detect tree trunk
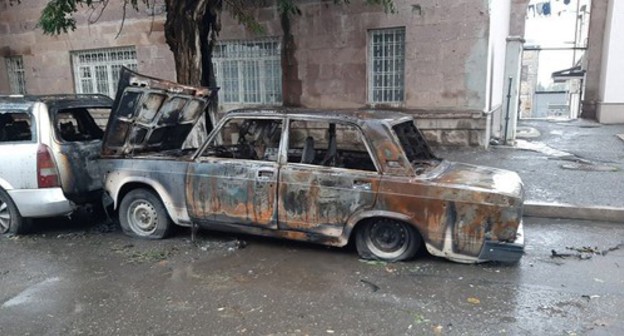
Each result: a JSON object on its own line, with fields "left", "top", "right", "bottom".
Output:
{"left": 163, "top": 0, "right": 219, "bottom": 87}
{"left": 163, "top": 0, "right": 221, "bottom": 145}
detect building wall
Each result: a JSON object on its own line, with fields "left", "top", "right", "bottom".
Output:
{"left": 0, "top": 0, "right": 175, "bottom": 95}
{"left": 582, "top": 0, "right": 609, "bottom": 119}
{"left": 597, "top": 0, "right": 624, "bottom": 123}
{"left": 218, "top": 0, "right": 493, "bottom": 146}
{"left": 0, "top": 0, "right": 530, "bottom": 146}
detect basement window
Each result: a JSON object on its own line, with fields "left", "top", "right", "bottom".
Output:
{"left": 71, "top": 47, "right": 138, "bottom": 98}
{"left": 213, "top": 38, "right": 282, "bottom": 105}
{"left": 368, "top": 27, "right": 405, "bottom": 105}
{"left": 5, "top": 56, "right": 26, "bottom": 95}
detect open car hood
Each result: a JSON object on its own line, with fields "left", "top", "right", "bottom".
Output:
{"left": 101, "top": 67, "right": 215, "bottom": 157}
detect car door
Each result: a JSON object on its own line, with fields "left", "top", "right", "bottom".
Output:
{"left": 278, "top": 118, "right": 381, "bottom": 237}
{"left": 48, "top": 98, "right": 113, "bottom": 203}
{"left": 186, "top": 117, "right": 284, "bottom": 229}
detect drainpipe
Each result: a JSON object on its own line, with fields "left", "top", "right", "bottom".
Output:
{"left": 503, "top": 76, "right": 513, "bottom": 145}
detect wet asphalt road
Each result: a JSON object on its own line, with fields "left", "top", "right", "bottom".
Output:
{"left": 1, "top": 217, "right": 623, "bottom": 336}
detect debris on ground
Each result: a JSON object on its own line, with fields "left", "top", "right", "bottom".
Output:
{"left": 360, "top": 279, "right": 380, "bottom": 292}
{"left": 551, "top": 243, "right": 624, "bottom": 260}
{"left": 467, "top": 297, "right": 481, "bottom": 305}
{"left": 358, "top": 259, "right": 388, "bottom": 266}
{"left": 111, "top": 244, "right": 177, "bottom": 264}
{"left": 581, "top": 295, "right": 601, "bottom": 300}
{"left": 560, "top": 162, "right": 619, "bottom": 172}
{"left": 617, "top": 134, "right": 624, "bottom": 143}
{"left": 193, "top": 237, "right": 247, "bottom": 252}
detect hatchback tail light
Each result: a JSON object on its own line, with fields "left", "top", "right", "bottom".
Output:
{"left": 37, "top": 144, "right": 60, "bottom": 188}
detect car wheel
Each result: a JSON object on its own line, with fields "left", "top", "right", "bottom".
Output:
{"left": 0, "top": 188, "right": 29, "bottom": 235}
{"left": 119, "top": 189, "right": 171, "bottom": 239}
{"left": 356, "top": 218, "right": 421, "bottom": 262}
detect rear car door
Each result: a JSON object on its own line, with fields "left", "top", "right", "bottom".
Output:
{"left": 47, "top": 97, "right": 113, "bottom": 203}
{"left": 278, "top": 119, "right": 381, "bottom": 237}
{"left": 187, "top": 117, "right": 284, "bottom": 229}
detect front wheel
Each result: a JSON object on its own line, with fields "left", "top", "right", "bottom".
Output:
{"left": 0, "top": 188, "right": 29, "bottom": 235}
{"left": 356, "top": 218, "right": 421, "bottom": 262}
{"left": 119, "top": 189, "right": 171, "bottom": 239}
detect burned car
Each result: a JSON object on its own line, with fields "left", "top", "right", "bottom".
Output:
{"left": 100, "top": 68, "right": 524, "bottom": 263}
{"left": 0, "top": 94, "right": 112, "bottom": 234}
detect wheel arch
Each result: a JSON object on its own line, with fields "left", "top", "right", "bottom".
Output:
{"left": 112, "top": 178, "right": 186, "bottom": 225}
{"left": 343, "top": 210, "right": 423, "bottom": 246}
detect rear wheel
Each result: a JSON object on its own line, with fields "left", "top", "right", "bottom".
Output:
{"left": 356, "top": 218, "right": 421, "bottom": 262}
{"left": 0, "top": 188, "right": 29, "bottom": 235}
{"left": 119, "top": 189, "right": 171, "bottom": 239}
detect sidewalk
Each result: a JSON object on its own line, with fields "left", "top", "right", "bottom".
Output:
{"left": 434, "top": 119, "right": 624, "bottom": 223}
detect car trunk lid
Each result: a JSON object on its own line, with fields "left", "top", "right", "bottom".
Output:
{"left": 101, "top": 67, "right": 215, "bottom": 158}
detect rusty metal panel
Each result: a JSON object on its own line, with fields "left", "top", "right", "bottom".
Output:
{"left": 278, "top": 165, "right": 380, "bottom": 237}
{"left": 186, "top": 159, "right": 279, "bottom": 228}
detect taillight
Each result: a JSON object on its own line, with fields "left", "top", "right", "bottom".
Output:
{"left": 37, "top": 144, "right": 60, "bottom": 188}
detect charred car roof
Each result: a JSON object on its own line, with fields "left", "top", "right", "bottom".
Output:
{"left": 225, "top": 108, "right": 414, "bottom": 126}
{"left": 0, "top": 94, "right": 113, "bottom": 109}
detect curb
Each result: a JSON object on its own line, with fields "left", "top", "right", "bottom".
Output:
{"left": 524, "top": 202, "right": 624, "bottom": 223}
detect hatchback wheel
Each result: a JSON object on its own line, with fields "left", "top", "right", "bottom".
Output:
{"left": 356, "top": 218, "right": 421, "bottom": 262}
{"left": 119, "top": 189, "right": 171, "bottom": 239}
{"left": 0, "top": 188, "right": 29, "bottom": 235}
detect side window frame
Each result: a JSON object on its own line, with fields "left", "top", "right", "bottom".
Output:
{"left": 284, "top": 117, "right": 382, "bottom": 174}
{"left": 196, "top": 116, "right": 285, "bottom": 163}
{"left": 0, "top": 109, "right": 36, "bottom": 144}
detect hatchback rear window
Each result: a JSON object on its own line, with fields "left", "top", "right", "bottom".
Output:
{"left": 0, "top": 112, "right": 33, "bottom": 142}
{"left": 55, "top": 107, "right": 108, "bottom": 142}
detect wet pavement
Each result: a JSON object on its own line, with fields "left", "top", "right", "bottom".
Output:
{"left": 1, "top": 217, "right": 623, "bottom": 335}
{"left": 436, "top": 119, "right": 624, "bottom": 207}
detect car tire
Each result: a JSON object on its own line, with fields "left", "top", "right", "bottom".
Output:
{"left": 355, "top": 218, "right": 421, "bottom": 262}
{"left": 119, "top": 189, "right": 171, "bottom": 239}
{"left": 0, "top": 188, "right": 29, "bottom": 235}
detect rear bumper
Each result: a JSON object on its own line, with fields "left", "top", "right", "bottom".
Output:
{"left": 478, "top": 221, "right": 525, "bottom": 263}
{"left": 7, "top": 188, "right": 75, "bottom": 218}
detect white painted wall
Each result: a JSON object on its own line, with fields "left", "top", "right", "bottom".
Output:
{"left": 601, "top": 0, "right": 624, "bottom": 103}
{"left": 487, "top": 0, "right": 511, "bottom": 110}
{"left": 486, "top": 0, "right": 511, "bottom": 142}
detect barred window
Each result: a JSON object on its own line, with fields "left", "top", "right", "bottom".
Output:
{"left": 369, "top": 28, "right": 405, "bottom": 104}
{"left": 213, "top": 39, "right": 282, "bottom": 105}
{"left": 71, "top": 47, "right": 138, "bottom": 98}
{"left": 5, "top": 56, "right": 26, "bottom": 94}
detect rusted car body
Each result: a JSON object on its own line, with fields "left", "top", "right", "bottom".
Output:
{"left": 101, "top": 68, "right": 524, "bottom": 263}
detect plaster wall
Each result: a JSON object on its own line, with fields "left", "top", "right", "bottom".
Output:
{"left": 0, "top": 0, "right": 175, "bottom": 95}
{"left": 582, "top": 0, "right": 609, "bottom": 119}
{"left": 597, "top": 0, "right": 624, "bottom": 123}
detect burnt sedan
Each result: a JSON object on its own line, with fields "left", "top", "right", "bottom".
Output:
{"left": 100, "top": 68, "right": 524, "bottom": 264}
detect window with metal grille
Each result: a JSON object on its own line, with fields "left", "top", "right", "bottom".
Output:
{"left": 71, "top": 47, "right": 138, "bottom": 98}
{"left": 369, "top": 28, "right": 405, "bottom": 104}
{"left": 5, "top": 56, "right": 26, "bottom": 94}
{"left": 213, "top": 39, "right": 282, "bottom": 105}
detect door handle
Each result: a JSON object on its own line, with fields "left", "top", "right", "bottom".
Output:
{"left": 353, "top": 179, "right": 372, "bottom": 190}
{"left": 257, "top": 170, "right": 275, "bottom": 180}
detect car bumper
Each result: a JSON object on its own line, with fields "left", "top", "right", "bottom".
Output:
{"left": 478, "top": 221, "right": 525, "bottom": 263}
{"left": 8, "top": 188, "right": 75, "bottom": 218}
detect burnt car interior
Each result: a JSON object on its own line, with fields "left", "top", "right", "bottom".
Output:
{"left": 287, "top": 120, "right": 377, "bottom": 172}
{"left": 203, "top": 118, "right": 283, "bottom": 161}
{"left": 393, "top": 121, "right": 439, "bottom": 173}
{"left": 0, "top": 112, "right": 33, "bottom": 142}
{"left": 55, "top": 108, "right": 106, "bottom": 142}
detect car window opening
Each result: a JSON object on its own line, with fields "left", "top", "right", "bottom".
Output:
{"left": 0, "top": 112, "right": 33, "bottom": 142}
{"left": 287, "top": 120, "right": 376, "bottom": 172}
{"left": 203, "top": 118, "right": 283, "bottom": 162}
{"left": 56, "top": 107, "right": 108, "bottom": 142}
{"left": 393, "top": 121, "right": 439, "bottom": 173}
